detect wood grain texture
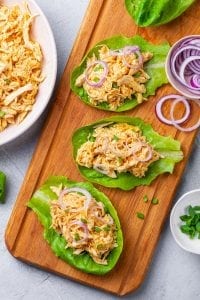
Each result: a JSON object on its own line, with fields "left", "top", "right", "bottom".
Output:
{"left": 5, "top": 0, "right": 200, "bottom": 296}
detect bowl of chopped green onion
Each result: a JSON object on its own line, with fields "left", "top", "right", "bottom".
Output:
{"left": 170, "top": 189, "right": 200, "bottom": 254}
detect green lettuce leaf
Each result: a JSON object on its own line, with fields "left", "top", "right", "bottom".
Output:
{"left": 125, "top": 0, "right": 195, "bottom": 27}
{"left": 72, "top": 116, "right": 183, "bottom": 190}
{"left": 70, "top": 35, "right": 170, "bottom": 112}
{"left": 27, "top": 176, "right": 123, "bottom": 275}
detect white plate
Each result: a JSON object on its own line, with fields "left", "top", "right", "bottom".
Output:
{"left": 0, "top": 0, "right": 57, "bottom": 146}
{"left": 170, "top": 189, "right": 200, "bottom": 254}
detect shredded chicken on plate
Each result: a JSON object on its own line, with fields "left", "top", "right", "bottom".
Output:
{"left": 75, "top": 45, "right": 153, "bottom": 110}
{"left": 76, "top": 123, "right": 160, "bottom": 178}
{"left": 50, "top": 185, "right": 117, "bottom": 265}
{"left": 0, "top": 3, "right": 43, "bottom": 131}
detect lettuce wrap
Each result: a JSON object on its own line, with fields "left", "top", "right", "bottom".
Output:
{"left": 27, "top": 176, "right": 123, "bottom": 275}
{"left": 125, "top": 0, "right": 196, "bottom": 27}
{"left": 72, "top": 116, "right": 183, "bottom": 190}
{"left": 71, "top": 35, "right": 169, "bottom": 112}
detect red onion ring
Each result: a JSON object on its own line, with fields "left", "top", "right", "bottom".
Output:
{"left": 155, "top": 95, "right": 190, "bottom": 125}
{"left": 190, "top": 74, "right": 200, "bottom": 88}
{"left": 122, "top": 45, "right": 143, "bottom": 70}
{"left": 156, "top": 94, "right": 200, "bottom": 132}
{"left": 169, "top": 37, "right": 200, "bottom": 96}
{"left": 69, "top": 220, "right": 89, "bottom": 244}
{"left": 58, "top": 187, "right": 92, "bottom": 212}
{"left": 85, "top": 60, "right": 108, "bottom": 87}
{"left": 170, "top": 99, "right": 200, "bottom": 132}
{"left": 179, "top": 56, "right": 200, "bottom": 91}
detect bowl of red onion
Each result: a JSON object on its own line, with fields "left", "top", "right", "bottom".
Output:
{"left": 166, "top": 35, "right": 200, "bottom": 99}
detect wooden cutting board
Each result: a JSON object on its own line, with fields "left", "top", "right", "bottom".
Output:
{"left": 5, "top": 0, "right": 200, "bottom": 296}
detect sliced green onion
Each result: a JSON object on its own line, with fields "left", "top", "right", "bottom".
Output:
{"left": 136, "top": 212, "right": 145, "bottom": 219}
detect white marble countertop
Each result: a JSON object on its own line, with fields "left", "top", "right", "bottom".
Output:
{"left": 1, "top": 1, "right": 200, "bottom": 299}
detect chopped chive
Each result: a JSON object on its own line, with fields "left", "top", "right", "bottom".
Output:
{"left": 97, "top": 244, "right": 104, "bottom": 250}
{"left": 74, "top": 233, "right": 80, "bottom": 241}
{"left": 113, "top": 135, "right": 119, "bottom": 141}
{"left": 93, "top": 226, "right": 101, "bottom": 232}
{"left": 180, "top": 215, "right": 191, "bottom": 222}
{"left": 193, "top": 206, "right": 200, "bottom": 211}
{"left": 118, "top": 157, "right": 123, "bottom": 164}
{"left": 136, "top": 212, "right": 145, "bottom": 220}
{"left": 196, "top": 221, "right": 200, "bottom": 232}
{"left": 0, "top": 111, "right": 5, "bottom": 118}
{"left": 81, "top": 218, "right": 87, "bottom": 224}
{"left": 94, "top": 65, "right": 103, "bottom": 72}
{"left": 180, "top": 205, "right": 200, "bottom": 239}
{"left": 143, "top": 195, "right": 148, "bottom": 203}
{"left": 93, "top": 77, "right": 100, "bottom": 82}
{"left": 4, "top": 78, "right": 11, "bottom": 84}
{"left": 188, "top": 205, "right": 195, "bottom": 217}
{"left": 112, "top": 82, "right": 118, "bottom": 88}
{"left": 103, "top": 225, "right": 111, "bottom": 232}
{"left": 151, "top": 197, "right": 159, "bottom": 205}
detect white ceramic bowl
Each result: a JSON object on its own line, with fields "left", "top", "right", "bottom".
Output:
{"left": 165, "top": 35, "right": 200, "bottom": 100}
{"left": 170, "top": 189, "right": 200, "bottom": 254}
{"left": 0, "top": 0, "right": 57, "bottom": 146}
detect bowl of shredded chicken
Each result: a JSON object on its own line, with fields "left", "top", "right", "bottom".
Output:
{"left": 0, "top": 0, "right": 57, "bottom": 145}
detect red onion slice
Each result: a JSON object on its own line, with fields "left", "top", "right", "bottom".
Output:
{"left": 190, "top": 74, "right": 200, "bottom": 88}
{"left": 155, "top": 95, "right": 190, "bottom": 125}
{"left": 69, "top": 220, "right": 89, "bottom": 244}
{"left": 179, "top": 56, "right": 200, "bottom": 91}
{"left": 169, "top": 37, "right": 200, "bottom": 96}
{"left": 109, "top": 49, "right": 123, "bottom": 56}
{"left": 170, "top": 99, "right": 200, "bottom": 132}
{"left": 58, "top": 187, "right": 92, "bottom": 212}
{"left": 133, "top": 143, "right": 153, "bottom": 162}
{"left": 122, "top": 46, "right": 143, "bottom": 70}
{"left": 85, "top": 60, "right": 108, "bottom": 87}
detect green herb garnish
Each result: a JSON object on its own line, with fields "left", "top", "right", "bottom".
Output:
{"left": 93, "top": 77, "right": 100, "bottom": 83}
{"left": 97, "top": 244, "right": 104, "bottom": 250}
{"left": 151, "top": 197, "right": 159, "bottom": 205}
{"left": 112, "top": 82, "right": 118, "bottom": 88}
{"left": 143, "top": 195, "right": 148, "bottom": 203}
{"left": 180, "top": 205, "right": 200, "bottom": 239}
{"left": 0, "top": 111, "right": 5, "bottom": 118}
{"left": 74, "top": 233, "right": 80, "bottom": 241}
{"left": 93, "top": 226, "right": 102, "bottom": 232}
{"left": 113, "top": 135, "right": 119, "bottom": 141}
{"left": 94, "top": 65, "right": 103, "bottom": 72}
{"left": 103, "top": 225, "right": 111, "bottom": 232}
{"left": 4, "top": 78, "right": 11, "bottom": 84}
{"left": 136, "top": 212, "right": 145, "bottom": 220}
{"left": 81, "top": 218, "right": 87, "bottom": 224}
{"left": 118, "top": 157, "right": 123, "bottom": 165}
{"left": 0, "top": 171, "right": 6, "bottom": 203}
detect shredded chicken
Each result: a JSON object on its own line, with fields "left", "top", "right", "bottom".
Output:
{"left": 76, "top": 123, "right": 160, "bottom": 178}
{"left": 50, "top": 185, "right": 117, "bottom": 265}
{"left": 75, "top": 45, "right": 153, "bottom": 110}
{"left": 0, "top": 3, "right": 43, "bottom": 131}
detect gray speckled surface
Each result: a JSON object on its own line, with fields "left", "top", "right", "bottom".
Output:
{"left": 0, "top": 1, "right": 200, "bottom": 299}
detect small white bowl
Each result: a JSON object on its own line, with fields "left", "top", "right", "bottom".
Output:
{"left": 170, "top": 189, "right": 200, "bottom": 254}
{"left": 0, "top": 0, "right": 57, "bottom": 146}
{"left": 165, "top": 35, "right": 200, "bottom": 100}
